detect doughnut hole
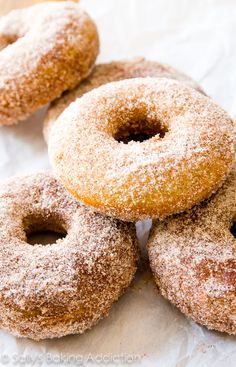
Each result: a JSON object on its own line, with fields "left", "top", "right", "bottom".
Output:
{"left": 0, "top": 34, "right": 18, "bottom": 51}
{"left": 23, "top": 212, "right": 67, "bottom": 246}
{"left": 113, "top": 117, "right": 168, "bottom": 144}
{"left": 230, "top": 221, "right": 236, "bottom": 238}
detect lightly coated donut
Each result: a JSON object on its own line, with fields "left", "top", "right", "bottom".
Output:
{"left": 44, "top": 58, "right": 205, "bottom": 141}
{"left": 44, "top": 57, "right": 205, "bottom": 141}
{"left": 147, "top": 165, "right": 236, "bottom": 335}
{"left": 0, "top": 1, "right": 99, "bottom": 126}
{"left": 0, "top": 172, "right": 138, "bottom": 340}
{"left": 48, "top": 77, "right": 235, "bottom": 222}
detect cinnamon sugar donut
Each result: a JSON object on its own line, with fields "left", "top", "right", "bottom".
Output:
{"left": 44, "top": 58, "right": 205, "bottom": 141}
{"left": 148, "top": 165, "right": 236, "bottom": 334}
{"left": 48, "top": 77, "right": 235, "bottom": 222}
{"left": 0, "top": 172, "right": 138, "bottom": 340}
{"left": 0, "top": 1, "right": 99, "bottom": 126}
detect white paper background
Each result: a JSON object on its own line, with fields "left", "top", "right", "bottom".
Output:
{"left": 0, "top": 0, "right": 235, "bottom": 366}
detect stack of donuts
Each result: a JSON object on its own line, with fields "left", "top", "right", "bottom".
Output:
{"left": 0, "top": 1, "right": 235, "bottom": 340}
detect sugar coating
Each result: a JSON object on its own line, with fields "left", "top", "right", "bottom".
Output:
{"left": 48, "top": 77, "right": 235, "bottom": 222}
{"left": 0, "top": 1, "right": 99, "bottom": 125}
{"left": 44, "top": 57, "right": 205, "bottom": 141}
{"left": 0, "top": 172, "right": 138, "bottom": 340}
{"left": 148, "top": 165, "right": 236, "bottom": 334}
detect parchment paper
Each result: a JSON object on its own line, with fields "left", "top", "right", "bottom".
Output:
{"left": 0, "top": 0, "right": 235, "bottom": 366}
